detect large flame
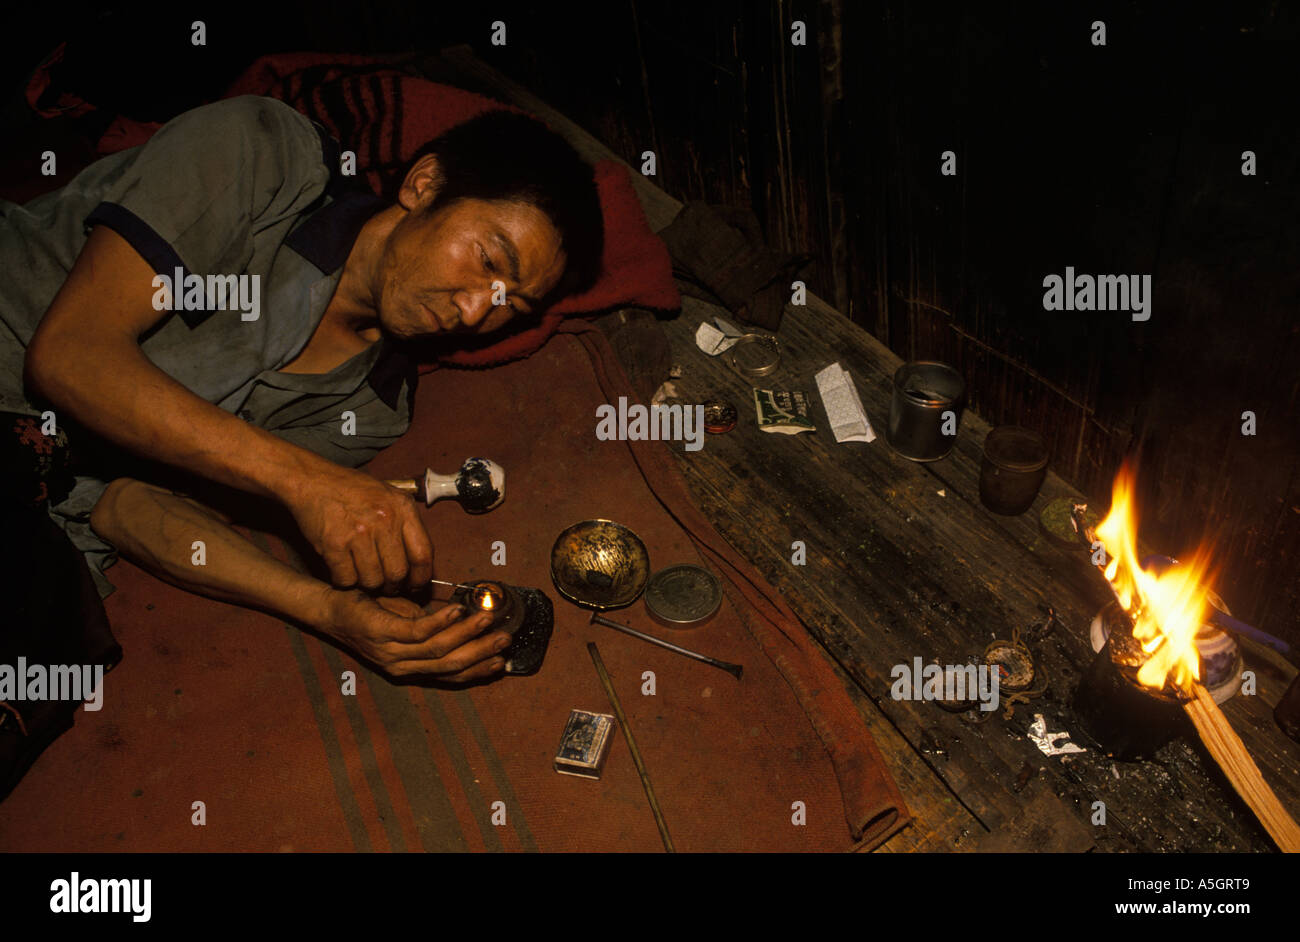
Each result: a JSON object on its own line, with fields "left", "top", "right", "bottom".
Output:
{"left": 1094, "top": 462, "right": 1215, "bottom": 692}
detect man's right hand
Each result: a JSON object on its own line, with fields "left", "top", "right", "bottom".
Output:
{"left": 321, "top": 593, "right": 510, "bottom": 681}
{"left": 286, "top": 466, "right": 435, "bottom": 593}
{"left": 92, "top": 479, "right": 507, "bottom": 684}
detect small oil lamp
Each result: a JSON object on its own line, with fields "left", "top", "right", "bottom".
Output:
{"left": 466, "top": 581, "right": 525, "bottom": 635}
{"left": 447, "top": 579, "right": 553, "bottom": 675}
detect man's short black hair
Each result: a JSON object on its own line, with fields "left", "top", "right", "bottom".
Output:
{"left": 405, "top": 111, "right": 604, "bottom": 301}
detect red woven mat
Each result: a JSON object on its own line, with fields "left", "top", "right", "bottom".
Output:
{"left": 0, "top": 331, "right": 907, "bottom": 851}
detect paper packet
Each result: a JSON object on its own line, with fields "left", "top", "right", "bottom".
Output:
{"left": 754, "top": 388, "right": 816, "bottom": 435}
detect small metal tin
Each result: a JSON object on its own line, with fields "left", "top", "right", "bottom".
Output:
{"left": 886, "top": 360, "right": 965, "bottom": 462}
{"left": 644, "top": 564, "right": 723, "bottom": 628}
{"left": 703, "top": 400, "right": 738, "bottom": 434}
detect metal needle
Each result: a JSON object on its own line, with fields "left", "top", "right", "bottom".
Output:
{"left": 429, "top": 578, "right": 483, "bottom": 592}
{"left": 589, "top": 612, "right": 743, "bottom": 680}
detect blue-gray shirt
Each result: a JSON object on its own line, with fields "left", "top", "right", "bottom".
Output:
{"left": 0, "top": 96, "right": 415, "bottom": 596}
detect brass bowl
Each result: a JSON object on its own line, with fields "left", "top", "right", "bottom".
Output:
{"left": 550, "top": 519, "right": 650, "bottom": 610}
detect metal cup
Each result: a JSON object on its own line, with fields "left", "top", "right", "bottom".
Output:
{"left": 887, "top": 361, "right": 966, "bottom": 461}
{"left": 979, "top": 425, "right": 1049, "bottom": 515}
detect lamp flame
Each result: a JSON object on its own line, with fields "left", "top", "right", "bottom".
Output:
{"left": 1095, "top": 462, "right": 1215, "bottom": 693}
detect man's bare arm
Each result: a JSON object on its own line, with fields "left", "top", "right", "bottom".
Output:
{"left": 25, "top": 226, "right": 433, "bottom": 592}
{"left": 26, "top": 228, "right": 331, "bottom": 504}
{"left": 89, "top": 478, "right": 509, "bottom": 680}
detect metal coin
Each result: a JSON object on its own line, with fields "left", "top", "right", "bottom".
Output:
{"left": 644, "top": 564, "right": 722, "bottom": 627}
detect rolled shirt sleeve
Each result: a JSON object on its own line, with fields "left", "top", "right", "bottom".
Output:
{"left": 83, "top": 95, "right": 332, "bottom": 288}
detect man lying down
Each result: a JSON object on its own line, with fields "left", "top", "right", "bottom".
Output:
{"left": 0, "top": 95, "right": 603, "bottom": 795}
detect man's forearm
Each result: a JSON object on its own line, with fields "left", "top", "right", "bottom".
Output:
{"left": 28, "top": 338, "right": 333, "bottom": 504}
{"left": 88, "top": 479, "right": 504, "bottom": 684}
{"left": 90, "top": 478, "right": 330, "bottom": 627}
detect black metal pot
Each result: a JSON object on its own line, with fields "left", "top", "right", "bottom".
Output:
{"left": 1073, "top": 629, "right": 1187, "bottom": 761}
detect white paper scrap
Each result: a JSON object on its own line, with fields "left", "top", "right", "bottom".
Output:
{"left": 651, "top": 381, "right": 679, "bottom": 405}
{"left": 815, "top": 362, "right": 876, "bottom": 443}
{"left": 695, "top": 318, "right": 744, "bottom": 356}
{"left": 712, "top": 315, "right": 744, "bottom": 337}
{"left": 1028, "top": 714, "right": 1087, "bottom": 756}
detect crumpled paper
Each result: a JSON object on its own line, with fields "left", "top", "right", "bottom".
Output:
{"left": 1028, "top": 713, "right": 1086, "bottom": 756}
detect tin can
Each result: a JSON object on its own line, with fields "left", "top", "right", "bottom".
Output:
{"left": 886, "top": 361, "right": 965, "bottom": 461}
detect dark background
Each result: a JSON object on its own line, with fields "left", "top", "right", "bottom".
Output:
{"left": 3, "top": 0, "right": 1297, "bottom": 646}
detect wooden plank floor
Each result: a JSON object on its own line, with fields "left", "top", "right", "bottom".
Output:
{"left": 422, "top": 46, "right": 1300, "bottom": 852}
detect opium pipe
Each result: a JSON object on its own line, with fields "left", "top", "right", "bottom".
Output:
{"left": 384, "top": 457, "right": 505, "bottom": 514}
{"left": 587, "top": 642, "right": 675, "bottom": 853}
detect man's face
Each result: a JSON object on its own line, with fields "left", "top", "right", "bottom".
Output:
{"left": 375, "top": 195, "right": 568, "bottom": 340}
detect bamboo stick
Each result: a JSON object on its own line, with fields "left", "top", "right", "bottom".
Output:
{"left": 587, "top": 642, "right": 675, "bottom": 853}
{"left": 1184, "top": 683, "right": 1300, "bottom": 853}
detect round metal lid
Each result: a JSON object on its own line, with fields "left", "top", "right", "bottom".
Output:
{"left": 644, "top": 564, "right": 722, "bottom": 627}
